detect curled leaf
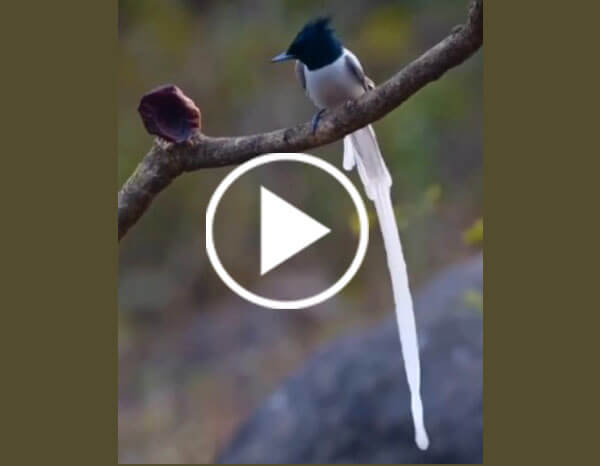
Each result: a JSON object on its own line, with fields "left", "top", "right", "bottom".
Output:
{"left": 137, "top": 85, "right": 201, "bottom": 143}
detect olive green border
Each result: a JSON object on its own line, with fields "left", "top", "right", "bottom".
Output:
{"left": 3, "top": 1, "right": 117, "bottom": 464}
{"left": 4, "top": 0, "right": 590, "bottom": 464}
{"left": 482, "top": 1, "right": 592, "bottom": 464}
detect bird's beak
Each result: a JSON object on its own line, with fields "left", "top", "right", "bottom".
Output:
{"left": 271, "top": 52, "right": 295, "bottom": 63}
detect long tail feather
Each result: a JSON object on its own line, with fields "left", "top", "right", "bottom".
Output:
{"left": 343, "top": 126, "right": 429, "bottom": 451}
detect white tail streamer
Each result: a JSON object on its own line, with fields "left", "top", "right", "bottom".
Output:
{"left": 343, "top": 126, "right": 430, "bottom": 451}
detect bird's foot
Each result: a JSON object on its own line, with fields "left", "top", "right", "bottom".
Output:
{"left": 311, "top": 109, "right": 326, "bottom": 135}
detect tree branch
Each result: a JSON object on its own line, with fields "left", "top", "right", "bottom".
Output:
{"left": 118, "top": 0, "right": 482, "bottom": 241}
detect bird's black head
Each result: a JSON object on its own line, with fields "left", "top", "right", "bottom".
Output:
{"left": 272, "top": 17, "right": 343, "bottom": 70}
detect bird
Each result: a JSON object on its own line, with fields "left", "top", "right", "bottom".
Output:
{"left": 272, "top": 17, "right": 430, "bottom": 451}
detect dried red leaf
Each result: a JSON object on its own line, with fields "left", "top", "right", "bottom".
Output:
{"left": 137, "top": 85, "right": 201, "bottom": 143}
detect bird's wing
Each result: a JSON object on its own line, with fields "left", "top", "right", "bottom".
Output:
{"left": 294, "top": 60, "right": 307, "bottom": 94}
{"left": 344, "top": 49, "right": 375, "bottom": 91}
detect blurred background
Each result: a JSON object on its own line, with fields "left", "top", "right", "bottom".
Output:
{"left": 118, "top": 0, "right": 482, "bottom": 463}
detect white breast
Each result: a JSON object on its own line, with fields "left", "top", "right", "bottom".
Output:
{"left": 305, "top": 49, "right": 366, "bottom": 109}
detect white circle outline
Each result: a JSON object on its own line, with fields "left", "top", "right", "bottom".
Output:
{"left": 206, "top": 153, "right": 369, "bottom": 310}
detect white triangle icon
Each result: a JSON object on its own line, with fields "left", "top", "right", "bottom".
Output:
{"left": 260, "top": 186, "right": 331, "bottom": 275}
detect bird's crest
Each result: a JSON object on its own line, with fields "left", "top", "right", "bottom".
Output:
{"left": 310, "top": 16, "right": 333, "bottom": 30}
{"left": 286, "top": 15, "right": 342, "bottom": 70}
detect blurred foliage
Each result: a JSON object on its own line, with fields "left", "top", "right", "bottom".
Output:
{"left": 463, "top": 217, "right": 483, "bottom": 246}
{"left": 118, "top": 0, "right": 481, "bottom": 462}
{"left": 463, "top": 289, "right": 483, "bottom": 312}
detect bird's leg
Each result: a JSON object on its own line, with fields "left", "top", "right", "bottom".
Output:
{"left": 311, "top": 109, "right": 326, "bottom": 135}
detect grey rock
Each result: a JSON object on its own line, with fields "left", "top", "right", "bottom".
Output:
{"left": 217, "top": 254, "right": 483, "bottom": 464}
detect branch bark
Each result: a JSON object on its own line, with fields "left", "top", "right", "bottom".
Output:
{"left": 118, "top": 0, "right": 482, "bottom": 241}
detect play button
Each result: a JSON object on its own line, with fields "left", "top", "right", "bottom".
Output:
{"left": 205, "top": 153, "right": 369, "bottom": 309}
{"left": 260, "top": 187, "right": 331, "bottom": 275}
